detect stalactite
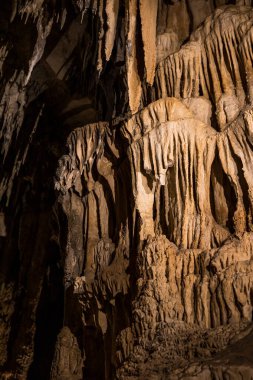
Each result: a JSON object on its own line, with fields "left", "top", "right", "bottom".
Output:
{"left": 139, "top": 0, "right": 158, "bottom": 85}
{"left": 152, "top": 6, "right": 253, "bottom": 129}
{"left": 97, "top": 0, "right": 105, "bottom": 73}
{"left": 125, "top": 0, "right": 142, "bottom": 114}
{"left": 105, "top": 0, "right": 119, "bottom": 61}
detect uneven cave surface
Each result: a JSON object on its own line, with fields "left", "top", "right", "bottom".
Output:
{"left": 1, "top": 1, "right": 253, "bottom": 379}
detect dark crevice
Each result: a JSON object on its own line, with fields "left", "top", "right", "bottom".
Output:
{"left": 27, "top": 247, "right": 64, "bottom": 380}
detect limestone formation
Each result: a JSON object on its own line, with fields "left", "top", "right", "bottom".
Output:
{"left": 0, "top": 1, "right": 253, "bottom": 380}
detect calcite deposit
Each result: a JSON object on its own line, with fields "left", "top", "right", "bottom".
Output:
{"left": 0, "top": 1, "right": 253, "bottom": 379}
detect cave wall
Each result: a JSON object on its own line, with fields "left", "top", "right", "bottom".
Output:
{"left": 0, "top": 1, "right": 253, "bottom": 379}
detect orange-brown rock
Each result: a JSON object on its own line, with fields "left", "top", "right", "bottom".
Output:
{"left": 0, "top": 2, "right": 253, "bottom": 380}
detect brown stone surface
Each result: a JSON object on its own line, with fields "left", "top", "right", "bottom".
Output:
{"left": 0, "top": 1, "right": 253, "bottom": 379}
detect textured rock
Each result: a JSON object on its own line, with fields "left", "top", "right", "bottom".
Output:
{"left": 152, "top": 6, "right": 253, "bottom": 129}
{"left": 126, "top": 0, "right": 142, "bottom": 113}
{"left": 0, "top": 1, "right": 253, "bottom": 380}
{"left": 51, "top": 327, "right": 84, "bottom": 380}
{"left": 139, "top": 0, "right": 158, "bottom": 85}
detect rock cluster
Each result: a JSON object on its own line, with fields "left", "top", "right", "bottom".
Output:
{"left": 0, "top": 1, "right": 253, "bottom": 379}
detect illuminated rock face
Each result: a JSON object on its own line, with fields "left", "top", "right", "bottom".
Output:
{"left": 0, "top": 1, "right": 253, "bottom": 379}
